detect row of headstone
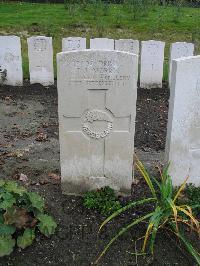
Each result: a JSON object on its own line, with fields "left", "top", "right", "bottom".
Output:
{"left": 62, "top": 37, "right": 195, "bottom": 88}
{"left": 62, "top": 38, "right": 164, "bottom": 88}
{"left": 62, "top": 37, "right": 140, "bottom": 54}
{"left": 0, "top": 36, "right": 195, "bottom": 88}
{"left": 57, "top": 49, "right": 200, "bottom": 195}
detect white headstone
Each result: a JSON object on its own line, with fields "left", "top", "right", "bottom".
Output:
{"left": 62, "top": 37, "right": 86, "bottom": 52}
{"left": 90, "top": 38, "right": 114, "bottom": 50}
{"left": 115, "top": 39, "right": 139, "bottom": 55}
{"left": 140, "top": 40, "right": 165, "bottom": 89}
{"left": 0, "top": 36, "right": 23, "bottom": 86}
{"left": 169, "top": 42, "right": 194, "bottom": 87}
{"left": 165, "top": 55, "right": 200, "bottom": 186}
{"left": 57, "top": 50, "right": 138, "bottom": 195}
{"left": 27, "top": 36, "right": 54, "bottom": 86}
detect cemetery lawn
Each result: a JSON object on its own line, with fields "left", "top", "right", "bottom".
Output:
{"left": 0, "top": 83, "right": 199, "bottom": 265}
{"left": 0, "top": 2, "right": 200, "bottom": 79}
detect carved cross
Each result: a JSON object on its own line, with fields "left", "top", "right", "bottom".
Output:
{"left": 63, "top": 89, "right": 131, "bottom": 177}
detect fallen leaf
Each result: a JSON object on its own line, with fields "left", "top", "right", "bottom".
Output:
{"left": 30, "top": 181, "right": 37, "bottom": 186}
{"left": 48, "top": 173, "right": 60, "bottom": 181}
{"left": 5, "top": 150, "right": 24, "bottom": 158}
{"left": 39, "top": 177, "right": 49, "bottom": 185}
{"left": 19, "top": 173, "right": 28, "bottom": 182}
{"left": 35, "top": 132, "right": 48, "bottom": 142}
{"left": 132, "top": 179, "right": 140, "bottom": 185}
{"left": 42, "top": 122, "right": 49, "bottom": 128}
{"left": 4, "top": 96, "right": 14, "bottom": 105}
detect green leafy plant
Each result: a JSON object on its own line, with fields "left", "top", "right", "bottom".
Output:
{"left": 83, "top": 186, "right": 122, "bottom": 216}
{"left": 0, "top": 179, "right": 57, "bottom": 257}
{"left": 95, "top": 159, "right": 200, "bottom": 265}
{"left": 177, "top": 183, "right": 200, "bottom": 216}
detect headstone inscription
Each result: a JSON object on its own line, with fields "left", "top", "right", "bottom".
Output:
{"left": 115, "top": 39, "right": 139, "bottom": 55}
{"left": 62, "top": 37, "right": 86, "bottom": 52}
{"left": 57, "top": 50, "right": 138, "bottom": 195}
{"left": 165, "top": 55, "right": 200, "bottom": 186}
{"left": 27, "top": 36, "right": 54, "bottom": 86}
{"left": 90, "top": 38, "right": 114, "bottom": 50}
{"left": 169, "top": 42, "right": 194, "bottom": 87}
{"left": 140, "top": 40, "right": 165, "bottom": 89}
{"left": 0, "top": 36, "right": 23, "bottom": 86}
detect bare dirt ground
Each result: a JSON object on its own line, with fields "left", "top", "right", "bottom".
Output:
{"left": 0, "top": 83, "right": 198, "bottom": 266}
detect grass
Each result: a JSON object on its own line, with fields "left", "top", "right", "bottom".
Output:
{"left": 0, "top": 2, "right": 199, "bottom": 79}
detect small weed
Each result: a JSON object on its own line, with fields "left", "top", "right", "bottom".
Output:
{"left": 83, "top": 186, "right": 122, "bottom": 216}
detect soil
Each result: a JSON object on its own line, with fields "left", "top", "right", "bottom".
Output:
{"left": 0, "top": 82, "right": 198, "bottom": 266}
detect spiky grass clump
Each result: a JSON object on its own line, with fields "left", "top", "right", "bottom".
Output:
{"left": 95, "top": 159, "right": 200, "bottom": 265}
